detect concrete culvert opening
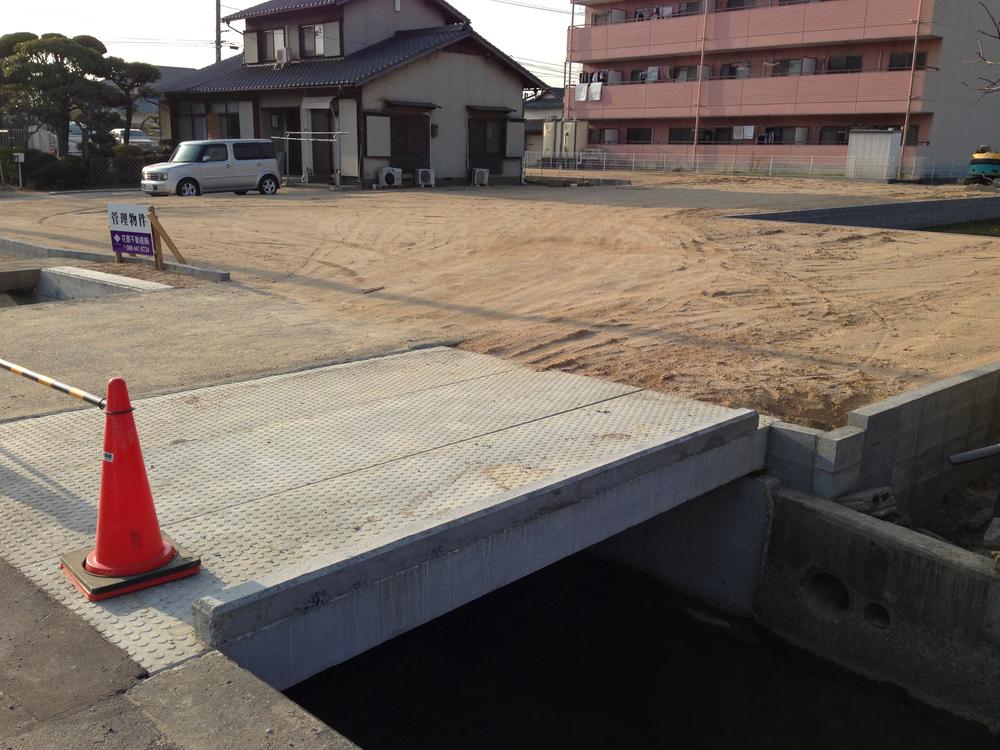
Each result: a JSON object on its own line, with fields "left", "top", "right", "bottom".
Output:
{"left": 0, "top": 266, "right": 171, "bottom": 307}
{"left": 864, "top": 602, "right": 891, "bottom": 629}
{"left": 805, "top": 571, "right": 851, "bottom": 615}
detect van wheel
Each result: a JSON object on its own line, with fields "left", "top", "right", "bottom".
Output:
{"left": 176, "top": 178, "right": 200, "bottom": 196}
{"left": 258, "top": 175, "right": 279, "bottom": 195}
{"left": 233, "top": 190, "right": 248, "bottom": 195}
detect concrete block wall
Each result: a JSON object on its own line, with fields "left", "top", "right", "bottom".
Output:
{"left": 766, "top": 423, "right": 864, "bottom": 501}
{"left": 740, "top": 197, "right": 1000, "bottom": 231}
{"left": 847, "top": 363, "right": 1000, "bottom": 515}
{"left": 766, "top": 361, "right": 1000, "bottom": 514}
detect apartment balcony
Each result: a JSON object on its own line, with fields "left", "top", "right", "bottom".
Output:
{"left": 570, "top": 0, "right": 936, "bottom": 63}
{"left": 568, "top": 70, "right": 927, "bottom": 120}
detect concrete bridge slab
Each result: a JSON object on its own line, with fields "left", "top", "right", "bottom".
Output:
{"left": 0, "top": 348, "right": 758, "bottom": 688}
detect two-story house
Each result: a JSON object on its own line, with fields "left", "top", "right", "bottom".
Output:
{"left": 159, "top": 0, "right": 545, "bottom": 186}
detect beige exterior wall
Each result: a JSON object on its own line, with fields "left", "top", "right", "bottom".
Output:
{"left": 343, "top": 0, "right": 448, "bottom": 56}
{"left": 361, "top": 50, "right": 526, "bottom": 181}
{"left": 921, "top": 0, "right": 1000, "bottom": 161}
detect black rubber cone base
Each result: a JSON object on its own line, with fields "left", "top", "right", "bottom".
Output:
{"left": 60, "top": 534, "right": 200, "bottom": 601}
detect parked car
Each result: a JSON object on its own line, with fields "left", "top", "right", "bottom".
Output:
{"left": 110, "top": 128, "right": 158, "bottom": 152}
{"left": 141, "top": 139, "right": 281, "bottom": 197}
{"left": 68, "top": 123, "right": 83, "bottom": 155}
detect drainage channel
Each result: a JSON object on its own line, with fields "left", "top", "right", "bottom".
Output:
{"left": 285, "top": 553, "right": 994, "bottom": 750}
{"left": 0, "top": 266, "right": 171, "bottom": 307}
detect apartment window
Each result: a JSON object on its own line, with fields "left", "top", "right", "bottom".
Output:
{"left": 719, "top": 62, "right": 751, "bottom": 79}
{"left": 712, "top": 127, "right": 734, "bottom": 144}
{"left": 768, "top": 58, "right": 815, "bottom": 77}
{"left": 259, "top": 28, "right": 285, "bottom": 61}
{"left": 667, "top": 128, "right": 713, "bottom": 144}
{"left": 673, "top": 65, "right": 700, "bottom": 82}
{"left": 630, "top": 69, "right": 646, "bottom": 83}
{"left": 675, "top": 1, "right": 702, "bottom": 15}
{"left": 827, "top": 55, "right": 863, "bottom": 74}
{"left": 668, "top": 128, "right": 692, "bottom": 144}
{"left": 588, "top": 127, "right": 620, "bottom": 145}
{"left": 819, "top": 126, "right": 850, "bottom": 145}
{"left": 625, "top": 127, "right": 653, "bottom": 144}
{"left": 592, "top": 8, "right": 626, "bottom": 25}
{"left": 757, "top": 126, "right": 807, "bottom": 144}
{"left": 300, "top": 24, "right": 325, "bottom": 57}
{"left": 888, "top": 51, "right": 927, "bottom": 71}
{"left": 719, "top": 0, "right": 754, "bottom": 10}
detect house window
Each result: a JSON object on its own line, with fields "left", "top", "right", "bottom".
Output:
{"left": 888, "top": 51, "right": 927, "bottom": 71}
{"left": 175, "top": 101, "right": 207, "bottom": 141}
{"left": 209, "top": 101, "right": 240, "bottom": 138}
{"left": 259, "top": 28, "right": 285, "bottom": 61}
{"left": 625, "top": 127, "right": 653, "bottom": 144}
{"left": 390, "top": 114, "right": 430, "bottom": 171}
{"left": 468, "top": 116, "right": 506, "bottom": 172}
{"left": 300, "top": 24, "right": 324, "bottom": 57}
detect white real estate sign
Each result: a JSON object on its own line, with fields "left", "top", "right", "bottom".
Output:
{"left": 107, "top": 204, "right": 154, "bottom": 257}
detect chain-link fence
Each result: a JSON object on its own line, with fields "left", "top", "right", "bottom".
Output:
{"left": 88, "top": 157, "right": 145, "bottom": 188}
{"left": 524, "top": 150, "right": 972, "bottom": 182}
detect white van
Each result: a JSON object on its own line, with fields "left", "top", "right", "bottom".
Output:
{"left": 141, "top": 139, "right": 281, "bottom": 197}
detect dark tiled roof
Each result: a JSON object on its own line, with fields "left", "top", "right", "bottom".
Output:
{"left": 524, "top": 88, "right": 564, "bottom": 110}
{"left": 161, "top": 24, "right": 545, "bottom": 94}
{"left": 160, "top": 25, "right": 467, "bottom": 93}
{"left": 221, "top": 0, "right": 467, "bottom": 23}
{"left": 524, "top": 119, "right": 545, "bottom": 134}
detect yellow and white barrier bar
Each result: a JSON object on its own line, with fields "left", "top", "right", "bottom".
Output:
{"left": 0, "top": 358, "right": 106, "bottom": 409}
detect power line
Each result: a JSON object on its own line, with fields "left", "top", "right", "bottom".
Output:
{"left": 481, "top": 0, "right": 573, "bottom": 14}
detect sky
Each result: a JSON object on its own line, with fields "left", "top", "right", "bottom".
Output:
{"left": 3, "top": 0, "right": 580, "bottom": 86}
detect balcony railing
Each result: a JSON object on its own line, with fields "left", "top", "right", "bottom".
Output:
{"left": 568, "top": 70, "right": 927, "bottom": 119}
{"left": 570, "top": 0, "right": 936, "bottom": 62}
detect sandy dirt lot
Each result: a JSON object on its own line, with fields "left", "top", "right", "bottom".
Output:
{"left": 1, "top": 174, "right": 998, "bottom": 428}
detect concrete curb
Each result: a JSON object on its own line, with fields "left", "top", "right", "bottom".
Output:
{"left": 734, "top": 196, "right": 1000, "bottom": 230}
{"left": 0, "top": 235, "right": 230, "bottom": 282}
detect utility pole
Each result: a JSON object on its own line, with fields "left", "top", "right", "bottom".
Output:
{"left": 215, "top": 0, "right": 222, "bottom": 64}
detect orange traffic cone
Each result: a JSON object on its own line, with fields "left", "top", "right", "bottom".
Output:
{"left": 61, "top": 377, "right": 199, "bottom": 601}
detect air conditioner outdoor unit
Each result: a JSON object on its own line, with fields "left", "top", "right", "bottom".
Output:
{"left": 471, "top": 168, "right": 489, "bottom": 187}
{"left": 275, "top": 47, "right": 292, "bottom": 66}
{"left": 378, "top": 166, "right": 402, "bottom": 188}
{"left": 416, "top": 168, "right": 435, "bottom": 188}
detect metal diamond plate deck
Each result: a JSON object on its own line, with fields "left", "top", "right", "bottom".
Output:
{"left": 0, "top": 347, "right": 752, "bottom": 674}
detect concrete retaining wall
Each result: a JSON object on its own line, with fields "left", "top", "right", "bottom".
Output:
{"left": 35, "top": 266, "right": 171, "bottom": 299}
{"left": 590, "top": 475, "right": 776, "bottom": 618}
{"left": 740, "top": 196, "right": 1000, "bottom": 230}
{"left": 0, "top": 236, "right": 230, "bottom": 282}
{"left": 766, "top": 361, "right": 1000, "bottom": 515}
{"left": 756, "top": 489, "right": 1000, "bottom": 731}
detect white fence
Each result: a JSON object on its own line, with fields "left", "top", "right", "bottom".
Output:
{"left": 524, "top": 150, "right": 973, "bottom": 182}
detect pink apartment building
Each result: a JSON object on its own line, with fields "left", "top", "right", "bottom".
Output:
{"left": 564, "top": 0, "right": 1000, "bottom": 172}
